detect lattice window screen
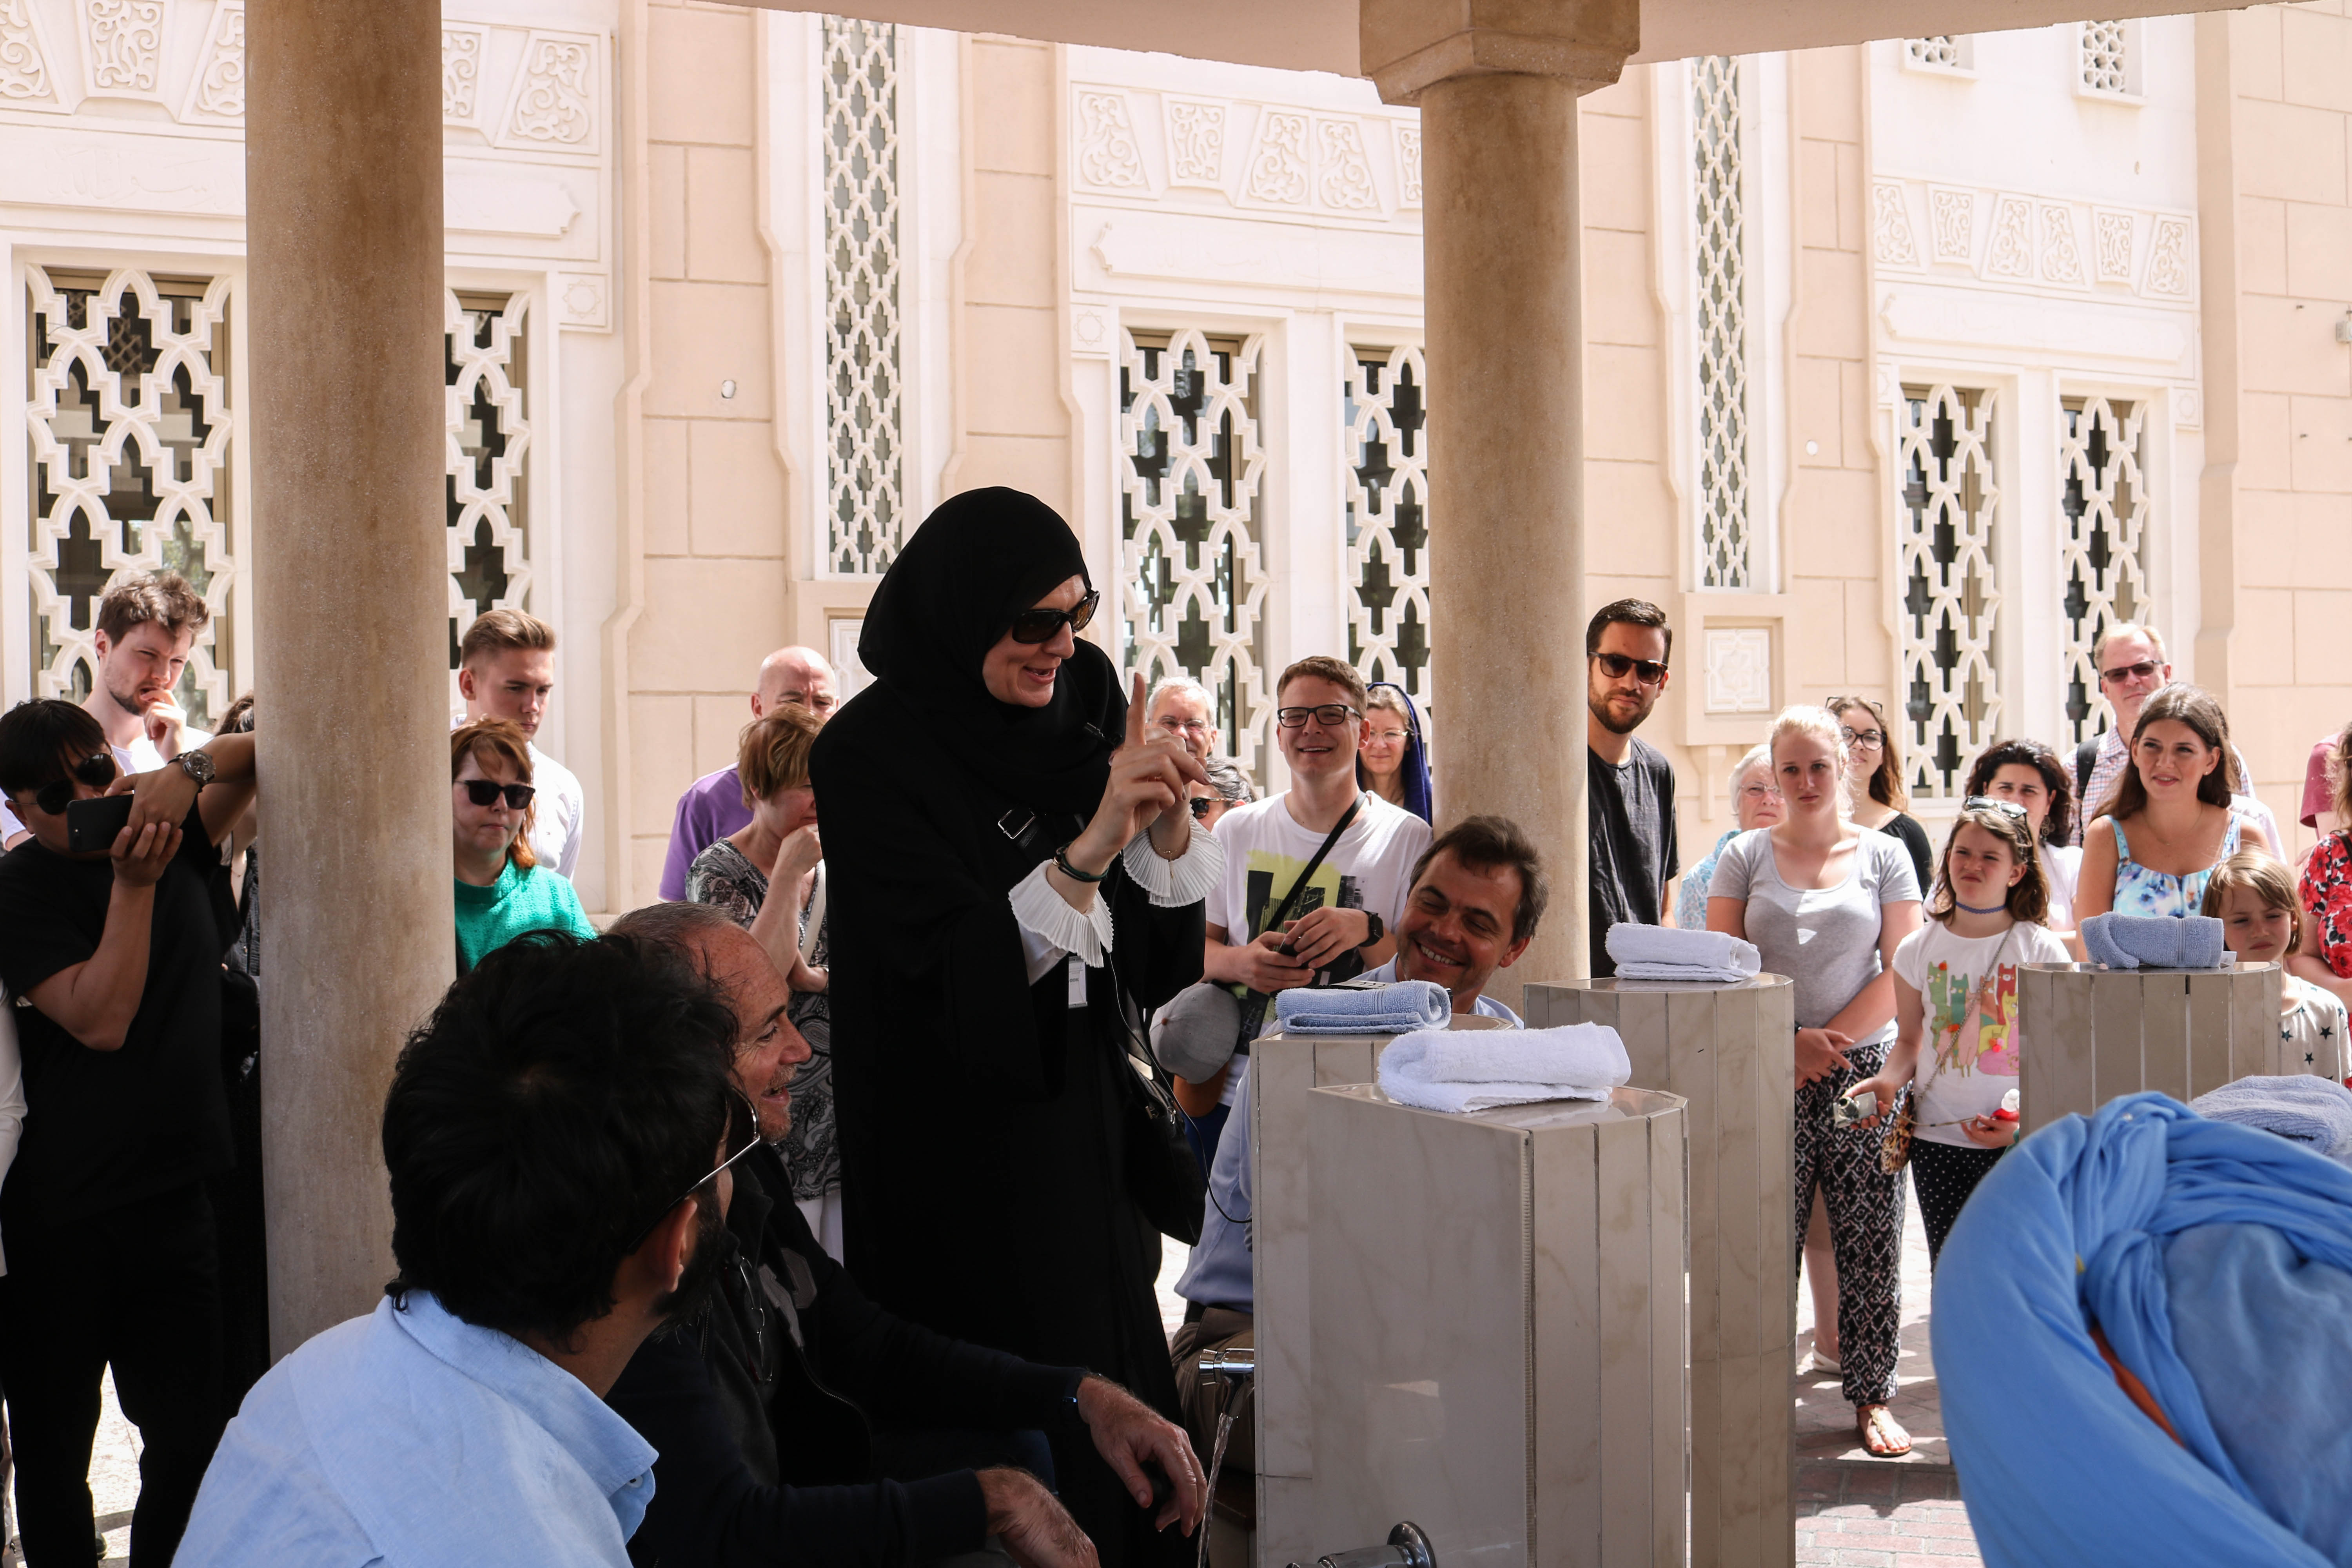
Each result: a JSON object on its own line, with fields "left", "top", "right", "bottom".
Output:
{"left": 1119, "top": 328, "right": 1273, "bottom": 782}
{"left": 2081, "top": 22, "right": 2131, "bottom": 94}
{"left": 1345, "top": 345, "right": 1430, "bottom": 714}
{"left": 1905, "top": 36, "right": 1972, "bottom": 71}
{"left": 25, "top": 266, "right": 235, "bottom": 727}
{"left": 1896, "top": 385, "right": 2001, "bottom": 802}
{"left": 2058, "top": 396, "right": 2149, "bottom": 748}
{"left": 1693, "top": 55, "right": 1751, "bottom": 589}
{"left": 822, "top": 15, "right": 904, "bottom": 577}
{"left": 445, "top": 289, "right": 533, "bottom": 681}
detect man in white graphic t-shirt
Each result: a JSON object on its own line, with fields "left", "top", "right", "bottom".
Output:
{"left": 456, "top": 610, "right": 586, "bottom": 880}
{"left": 1171, "top": 655, "right": 1432, "bottom": 1158}
{"left": 1, "top": 571, "right": 214, "bottom": 849}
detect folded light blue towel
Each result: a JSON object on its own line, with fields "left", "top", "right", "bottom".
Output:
{"left": 2082, "top": 912, "right": 2228, "bottom": 971}
{"left": 1274, "top": 980, "right": 1451, "bottom": 1034}
{"left": 2189, "top": 1074, "right": 2352, "bottom": 1164}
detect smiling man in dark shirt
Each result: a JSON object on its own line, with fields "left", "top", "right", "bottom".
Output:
{"left": 1586, "top": 599, "right": 1680, "bottom": 977}
{"left": 0, "top": 697, "right": 258, "bottom": 1568}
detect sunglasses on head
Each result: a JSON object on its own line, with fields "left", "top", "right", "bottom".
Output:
{"left": 1961, "top": 796, "right": 2031, "bottom": 823}
{"left": 459, "top": 779, "right": 535, "bottom": 811}
{"left": 32, "top": 751, "right": 118, "bottom": 817}
{"left": 1008, "top": 590, "right": 1102, "bottom": 646}
{"left": 623, "top": 1089, "right": 762, "bottom": 1255}
{"left": 1592, "top": 651, "right": 1669, "bottom": 686}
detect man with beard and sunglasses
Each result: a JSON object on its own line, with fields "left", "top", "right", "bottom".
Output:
{"left": 0, "top": 571, "right": 213, "bottom": 851}
{"left": 606, "top": 901, "right": 1203, "bottom": 1568}
{"left": 1585, "top": 598, "right": 1681, "bottom": 976}
{"left": 0, "top": 696, "right": 256, "bottom": 1568}
{"left": 174, "top": 933, "right": 743, "bottom": 1566}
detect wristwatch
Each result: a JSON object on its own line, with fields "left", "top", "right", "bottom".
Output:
{"left": 1360, "top": 910, "right": 1384, "bottom": 947}
{"left": 174, "top": 750, "right": 216, "bottom": 791}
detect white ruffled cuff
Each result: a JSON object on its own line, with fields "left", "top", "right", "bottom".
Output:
{"left": 1121, "top": 818, "right": 1225, "bottom": 908}
{"left": 1007, "top": 859, "right": 1116, "bottom": 968}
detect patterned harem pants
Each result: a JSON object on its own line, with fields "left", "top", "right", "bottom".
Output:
{"left": 1793, "top": 1038, "right": 1905, "bottom": 1406}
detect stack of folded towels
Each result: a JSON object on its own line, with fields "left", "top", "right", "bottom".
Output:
{"left": 1377, "top": 1022, "right": 1631, "bottom": 1114}
{"left": 2189, "top": 1073, "right": 2352, "bottom": 1165}
{"left": 1273, "top": 979, "right": 1452, "bottom": 1034}
{"left": 1603, "top": 923, "right": 1763, "bottom": 984}
{"left": 2080, "top": 912, "right": 2229, "bottom": 971}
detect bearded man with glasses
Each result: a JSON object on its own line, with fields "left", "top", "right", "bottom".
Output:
{"left": 1585, "top": 598, "right": 1681, "bottom": 976}
{"left": 0, "top": 696, "right": 259, "bottom": 1568}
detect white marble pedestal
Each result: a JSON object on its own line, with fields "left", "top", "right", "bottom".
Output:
{"left": 2017, "top": 961, "right": 2293, "bottom": 1134}
{"left": 1526, "top": 976, "right": 1797, "bottom": 1568}
{"left": 1256, "top": 1083, "right": 1687, "bottom": 1568}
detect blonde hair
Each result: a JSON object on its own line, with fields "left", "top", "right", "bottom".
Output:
{"left": 451, "top": 718, "right": 537, "bottom": 871}
{"left": 1726, "top": 743, "right": 1772, "bottom": 817}
{"left": 2199, "top": 849, "right": 2303, "bottom": 956}
{"left": 1766, "top": 706, "right": 1851, "bottom": 818}
{"left": 738, "top": 704, "right": 824, "bottom": 806}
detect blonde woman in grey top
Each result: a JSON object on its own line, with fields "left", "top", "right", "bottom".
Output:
{"left": 1707, "top": 705, "right": 1921, "bottom": 1457}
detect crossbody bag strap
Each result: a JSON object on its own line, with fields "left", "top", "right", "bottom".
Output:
{"left": 1236, "top": 794, "right": 1366, "bottom": 1046}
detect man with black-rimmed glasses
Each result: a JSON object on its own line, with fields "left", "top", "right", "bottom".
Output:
{"left": 1586, "top": 598, "right": 1681, "bottom": 977}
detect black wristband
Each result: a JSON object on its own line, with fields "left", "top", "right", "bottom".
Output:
{"left": 1054, "top": 844, "right": 1109, "bottom": 884}
{"left": 1360, "top": 910, "right": 1384, "bottom": 947}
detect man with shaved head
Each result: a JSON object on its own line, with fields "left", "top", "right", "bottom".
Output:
{"left": 659, "top": 647, "right": 839, "bottom": 900}
{"left": 604, "top": 902, "right": 1203, "bottom": 1568}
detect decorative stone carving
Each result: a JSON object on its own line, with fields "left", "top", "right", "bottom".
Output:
{"left": 1346, "top": 344, "right": 1431, "bottom": 710}
{"left": 181, "top": 0, "right": 245, "bottom": 122}
{"left": 444, "top": 289, "right": 534, "bottom": 677}
{"left": 1703, "top": 628, "right": 1771, "bottom": 714}
{"left": 442, "top": 25, "right": 486, "bottom": 126}
{"left": 1069, "top": 305, "right": 1110, "bottom": 355}
{"left": 1, "top": 0, "right": 58, "bottom": 104}
{"left": 1120, "top": 328, "right": 1273, "bottom": 781}
{"left": 78, "top": 0, "right": 162, "bottom": 100}
{"left": 1904, "top": 35, "right": 1971, "bottom": 72}
{"left": 1394, "top": 122, "right": 1420, "bottom": 207}
{"left": 2175, "top": 388, "right": 2203, "bottom": 429}
{"left": 2058, "top": 397, "right": 2149, "bottom": 748}
{"left": 504, "top": 33, "right": 595, "bottom": 148}
{"left": 2038, "top": 202, "right": 2086, "bottom": 285}
{"left": 1895, "top": 384, "right": 2001, "bottom": 800}
{"left": 822, "top": 16, "right": 904, "bottom": 576}
{"left": 1693, "top": 56, "right": 1750, "bottom": 589}
{"left": 1928, "top": 186, "right": 1974, "bottom": 263}
{"left": 1163, "top": 97, "right": 1224, "bottom": 188}
{"left": 2092, "top": 208, "right": 2135, "bottom": 284}
{"left": 1872, "top": 182, "right": 1920, "bottom": 267}
{"left": 1245, "top": 110, "right": 1309, "bottom": 205}
{"left": 2080, "top": 20, "right": 2131, "bottom": 96}
{"left": 1314, "top": 117, "right": 1377, "bottom": 211}
{"left": 555, "top": 272, "right": 608, "bottom": 332}
{"left": 2146, "top": 215, "right": 2193, "bottom": 298}
{"left": 1076, "top": 90, "right": 1144, "bottom": 189}
{"left": 25, "top": 266, "right": 237, "bottom": 722}
{"left": 1983, "top": 193, "right": 2034, "bottom": 280}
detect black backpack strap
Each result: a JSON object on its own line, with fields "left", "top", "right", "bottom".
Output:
{"left": 2074, "top": 737, "right": 2099, "bottom": 801}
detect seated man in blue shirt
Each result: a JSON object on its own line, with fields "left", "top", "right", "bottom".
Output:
{"left": 1167, "top": 815, "right": 1548, "bottom": 1471}
{"left": 174, "top": 932, "right": 746, "bottom": 1566}
{"left": 605, "top": 901, "right": 1205, "bottom": 1568}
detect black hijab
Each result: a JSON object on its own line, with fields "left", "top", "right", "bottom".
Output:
{"left": 858, "top": 488, "right": 1123, "bottom": 816}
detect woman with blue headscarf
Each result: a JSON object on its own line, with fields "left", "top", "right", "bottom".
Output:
{"left": 1357, "top": 683, "right": 1432, "bottom": 823}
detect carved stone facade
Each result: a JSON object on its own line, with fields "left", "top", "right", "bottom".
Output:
{"left": 1345, "top": 344, "right": 1430, "bottom": 711}
{"left": 1895, "top": 384, "right": 2001, "bottom": 801}
{"left": 821, "top": 15, "right": 904, "bottom": 577}
{"left": 445, "top": 289, "right": 533, "bottom": 682}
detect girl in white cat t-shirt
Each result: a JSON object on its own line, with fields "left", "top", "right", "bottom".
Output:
{"left": 1857, "top": 800, "right": 2069, "bottom": 1267}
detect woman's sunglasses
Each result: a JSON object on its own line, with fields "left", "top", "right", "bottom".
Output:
{"left": 33, "top": 751, "right": 119, "bottom": 817}
{"left": 1008, "top": 590, "right": 1102, "bottom": 646}
{"left": 459, "top": 779, "right": 535, "bottom": 811}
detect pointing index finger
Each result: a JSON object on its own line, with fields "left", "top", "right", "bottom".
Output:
{"left": 1125, "top": 672, "right": 1147, "bottom": 750}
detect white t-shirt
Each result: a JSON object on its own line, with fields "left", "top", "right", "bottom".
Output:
{"left": 2041, "top": 844, "right": 2083, "bottom": 930}
{"left": 1205, "top": 789, "right": 1432, "bottom": 1103}
{"left": 0, "top": 730, "right": 208, "bottom": 845}
{"left": 526, "top": 743, "right": 585, "bottom": 881}
{"left": 1891, "top": 917, "right": 2070, "bottom": 1145}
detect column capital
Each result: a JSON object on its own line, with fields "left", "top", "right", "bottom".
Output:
{"left": 1360, "top": 0, "right": 1638, "bottom": 105}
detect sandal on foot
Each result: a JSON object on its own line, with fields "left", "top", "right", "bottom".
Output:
{"left": 1857, "top": 1403, "right": 1911, "bottom": 1457}
{"left": 1806, "top": 1348, "right": 1842, "bottom": 1377}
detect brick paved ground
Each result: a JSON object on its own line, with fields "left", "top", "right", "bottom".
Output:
{"left": 1797, "top": 1460, "right": 1981, "bottom": 1566}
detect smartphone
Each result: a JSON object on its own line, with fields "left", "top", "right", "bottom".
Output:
{"left": 66, "top": 793, "right": 135, "bottom": 854}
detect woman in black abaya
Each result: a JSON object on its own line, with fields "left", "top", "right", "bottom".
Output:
{"left": 811, "top": 488, "right": 1221, "bottom": 1568}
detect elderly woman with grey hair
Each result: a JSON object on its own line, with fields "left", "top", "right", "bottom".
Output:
{"left": 1674, "top": 743, "right": 1783, "bottom": 929}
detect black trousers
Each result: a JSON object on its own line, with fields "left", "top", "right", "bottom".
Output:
{"left": 1910, "top": 1139, "right": 2007, "bottom": 1267}
{"left": 0, "top": 1183, "right": 226, "bottom": 1568}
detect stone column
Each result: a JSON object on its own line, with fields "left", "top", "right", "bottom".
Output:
{"left": 1362, "top": 0, "right": 1639, "bottom": 993}
{"left": 247, "top": 0, "right": 453, "bottom": 1356}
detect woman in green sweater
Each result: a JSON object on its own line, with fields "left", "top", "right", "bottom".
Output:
{"left": 451, "top": 719, "right": 596, "bottom": 970}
